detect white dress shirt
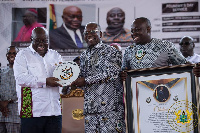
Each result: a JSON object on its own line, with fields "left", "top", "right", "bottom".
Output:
{"left": 186, "top": 53, "right": 200, "bottom": 64}
{"left": 14, "top": 44, "right": 63, "bottom": 117}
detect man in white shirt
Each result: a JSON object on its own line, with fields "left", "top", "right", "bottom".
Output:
{"left": 14, "top": 27, "right": 63, "bottom": 133}
{"left": 49, "top": 6, "right": 87, "bottom": 49}
{"left": 179, "top": 36, "right": 200, "bottom": 64}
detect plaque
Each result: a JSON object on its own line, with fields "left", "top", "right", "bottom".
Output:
{"left": 124, "top": 64, "right": 199, "bottom": 133}
{"left": 53, "top": 61, "right": 80, "bottom": 86}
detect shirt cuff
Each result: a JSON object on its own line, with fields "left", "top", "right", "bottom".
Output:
{"left": 37, "top": 77, "right": 46, "bottom": 88}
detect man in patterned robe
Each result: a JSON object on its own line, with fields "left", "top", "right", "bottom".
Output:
{"left": 121, "top": 17, "right": 187, "bottom": 73}
{"left": 71, "top": 22, "right": 125, "bottom": 133}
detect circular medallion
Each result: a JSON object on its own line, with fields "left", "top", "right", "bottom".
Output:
{"left": 53, "top": 61, "right": 80, "bottom": 86}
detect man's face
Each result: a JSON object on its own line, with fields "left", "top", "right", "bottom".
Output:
{"left": 32, "top": 30, "right": 49, "bottom": 57}
{"left": 107, "top": 8, "right": 125, "bottom": 28}
{"left": 62, "top": 7, "right": 82, "bottom": 30}
{"left": 131, "top": 19, "right": 150, "bottom": 45}
{"left": 84, "top": 24, "right": 101, "bottom": 47}
{"left": 7, "top": 47, "right": 17, "bottom": 65}
{"left": 179, "top": 37, "right": 194, "bottom": 57}
{"left": 23, "top": 12, "right": 36, "bottom": 26}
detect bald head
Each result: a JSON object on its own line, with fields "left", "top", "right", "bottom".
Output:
{"left": 31, "top": 27, "right": 49, "bottom": 57}
{"left": 106, "top": 7, "right": 125, "bottom": 28}
{"left": 62, "top": 6, "right": 82, "bottom": 30}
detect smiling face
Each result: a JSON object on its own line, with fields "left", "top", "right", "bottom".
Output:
{"left": 62, "top": 6, "right": 82, "bottom": 30}
{"left": 107, "top": 7, "right": 125, "bottom": 28}
{"left": 131, "top": 18, "right": 151, "bottom": 45}
{"left": 6, "top": 47, "right": 17, "bottom": 67}
{"left": 84, "top": 23, "right": 102, "bottom": 48}
{"left": 31, "top": 27, "right": 49, "bottom": 57}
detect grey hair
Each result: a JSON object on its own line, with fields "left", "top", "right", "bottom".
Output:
{"left": 31, "top": 27, "right": 49, "bottom": 40}
{"left": 180, "top": 36, "right": 194, "bottom": 42}
{"left": 85, "top": 22, "right": 101, "bottom": 31}
{"left": 7, "top": 46, "right": 19, "bottom": 54}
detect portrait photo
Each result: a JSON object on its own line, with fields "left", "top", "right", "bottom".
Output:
{"left": 49, "top": 4, "right": 96, "bottom": 50}
{"left": 11, "top": 8, "right": 47, "bottom": 43}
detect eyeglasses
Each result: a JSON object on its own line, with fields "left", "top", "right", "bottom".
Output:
{"left": 7, "top": 52, "right": 17, "bottom": 55}
{"left": 179, "top": 42, "right": 192, "bottom": 46}
{"left": 83, "top": 30, "right": 99, "bottom": 35}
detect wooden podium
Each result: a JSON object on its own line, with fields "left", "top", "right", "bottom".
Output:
{"left": 61, "top": 89, "right": 85, "bottom": 133}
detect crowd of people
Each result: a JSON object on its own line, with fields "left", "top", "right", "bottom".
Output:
{"left": 1, "top": 10, "right": 200, "bottom": 133}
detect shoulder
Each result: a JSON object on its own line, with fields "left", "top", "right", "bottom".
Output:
{"left": 124, "top": 28, "right": 131, "bottom": 33}
{"left": 0, "top": 66, "right": 9, "bottom": 74}
{"left": 35, "top": 22, "right": 44, "bottom": 27}
{"left": 50, "top": 26, "right": 65, "bottom": 34}
{"left": 48, "top": 49, "right": 61, "bottom": 55}
{"left": 17, "top": 47, "right": 30, "bottom": 56}
{"left": 125, "top": 44, "right": 135, "bottom": 51}
{"left": 151, "top": 38, "right": 173, "bottom": 47}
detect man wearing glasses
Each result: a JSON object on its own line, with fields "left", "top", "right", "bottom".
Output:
{"left": 71, "top": 22, "right": 126, "bottom": 132}
{"left": 179, "top": 36, "right": 200, "bottom": 64}
{"left": 50, "top": 6, "right": 86, "bottom": 49}
{"left": 0, "top": 46, "right": 20, "bottom": 133}
{"left": 14, "top": 27, "right": 63, "bottom": 133}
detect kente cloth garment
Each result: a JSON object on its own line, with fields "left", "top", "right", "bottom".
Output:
{"left": 14, "top": 44, "right": 62, "bottom": 117}
{"left": 80, "top": 43, "right": 125, "bottom": 132}
{"left": 0, "top": 67, "right": 20, "bottom": 123}
{"left": 122, "top": 38, "right": 187, "bottom": 70}
{"left": 14, "top": 22, "right": 44, "bottom": 42}
{"left": 186, "top": 53, "right": 200, "bottom": 64}
{"left": 102, "top": 28, "right": 133, "bottom": 42}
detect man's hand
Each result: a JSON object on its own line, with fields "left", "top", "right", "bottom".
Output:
{"left": 71, "top": 77, "right": 86, "bottom": 87}
{"left": 46, "top": 77, "right": 62, "bottom": 87}
{"left": 120, "top": 68, "right": 128, "bottom": 81}
{"left": 0, "top": 101, "right": 10, "bottom": 117}
{"left": 193, "top": 63, "right": 200, "bottom": 77}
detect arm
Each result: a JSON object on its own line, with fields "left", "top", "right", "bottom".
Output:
{"left": 14, "top": 51, "right": 46, "bottom": 88}
{"left": 72, "top": 48, "right": 122, "bottom": 87}
{"left": 85, "top": 50, "right": 122, "bottom": 85}
{"left": 193, "top": 63, "right": 200, "bottom": 77}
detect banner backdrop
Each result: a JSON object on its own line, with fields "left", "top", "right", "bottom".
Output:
{"left": 0, "top": 0, "right": 199, "bottom": 66}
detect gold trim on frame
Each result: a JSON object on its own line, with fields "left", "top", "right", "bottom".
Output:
{"left": 61, "top": 88, "right": 84, "bottom": 98}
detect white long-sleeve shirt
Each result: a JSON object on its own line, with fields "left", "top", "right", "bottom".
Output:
{"left": 14, "top": 44, "right": 62, "bottom": 117}
{"left": 186, "top": 53, "right": 200, "bottom": 64}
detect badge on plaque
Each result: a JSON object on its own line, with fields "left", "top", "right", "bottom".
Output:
{"left": 53, "top": 61, "right": 80, "bottom": 86}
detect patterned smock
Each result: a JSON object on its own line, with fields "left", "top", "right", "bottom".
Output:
{"left": 80, "top": 43, "right": 125, "bottom": 133}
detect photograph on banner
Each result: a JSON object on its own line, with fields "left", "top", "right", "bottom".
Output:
{"left": 98, "top": 2, "right": 135, "bottom": 47}
{"left": 125, "top": 65, "right": 199, "bottom": 133}
{"left": 134, "top": 0, "right": 200, "bottom": 54}
{"left": 11, "top": 8, "right": 47, "bottom": 47}
{"left": 48, "top": 4, "right": 96, "bottom": 56}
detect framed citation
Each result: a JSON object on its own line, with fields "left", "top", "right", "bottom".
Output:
{"left": 124, "top": 64, "right": 199, "bottom": 133}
